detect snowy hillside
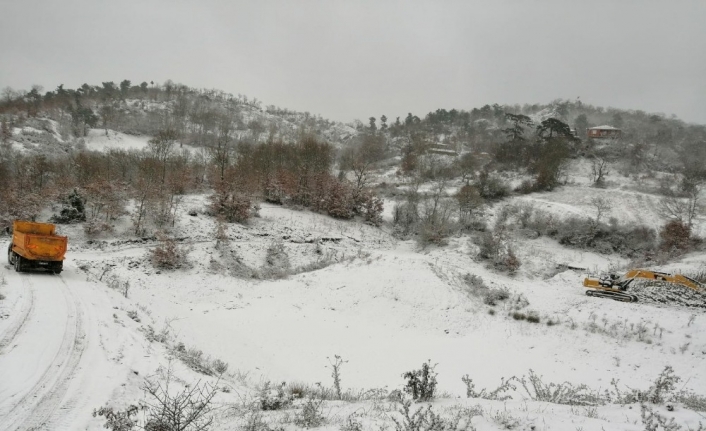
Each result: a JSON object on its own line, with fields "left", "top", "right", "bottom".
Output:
{"left": 1, "top": 173, "right": 705, "bottom": 430}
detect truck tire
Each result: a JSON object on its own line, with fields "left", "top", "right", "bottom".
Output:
{"left": 52, "top": 262, "right": 63, "bottom": 275}
{"left": 7, "top": 245, "right": 14, "bottom": 265}
{"left": 14, "top": 254, "right": 22, "bottom": 272}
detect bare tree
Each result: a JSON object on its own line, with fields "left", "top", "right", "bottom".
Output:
{"left": 590, "top": 196, "right": 611, "bottom": 226}
{"left": 419, "top": 178, "right": 456, "bottom": 245}
{"left": 590, "top": 155, "right": 609, "bottom": 186}
{"left": 148, "top": 128, "right": 179, "bottom": 186}
{"left": 658, "top": 189, "right": 700, "bottom": 229}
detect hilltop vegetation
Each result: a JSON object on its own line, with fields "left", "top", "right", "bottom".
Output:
{"left": 1, "top": 80, "right": 705, "bottom": 263}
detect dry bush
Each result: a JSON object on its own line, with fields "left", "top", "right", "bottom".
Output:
{"left": 294, "top": 397, "right": 326, "bottom": 428}
{"left": 475, "top": 170, "right": 509, "bottom": 200}
{"left": 519, "top": 369, "right": 604, "bottom": 406}
{"left": 142, "top": 369, "right": 218, "bottom": 431}
{"left": 521, "top": 210, "right": 657, "bottom": 258}
{"left": 84, "top": 219, "right": 114, "bottom": 236}
{"left": 357, "top": 189, "right": 384, "bottom": 226}
{"left": 208, "top": 190, "right": 257, "bottom": 223}
{"left": 261, "top": 241, "right": 291, "bottom": 279}
{"left": 391, "top": 400, "right": 473, "bottom": 431}
{"left": 258, "top": 381, "right": 293, "bottom": 411}
{"left": 169, "top": 342, "right": 229, "bottom": 377}
{"left": 325, "top": 179, "right": 354, "bottom": 219}
{"left": 461, "top": 273, "right": 510, "bottom": 306}
{"left": 659, "top": 219, "right": 691, "bottom": 255}
{"left": 402, "top": 361, "right": 437, "bottom": 402}
{"left": 462, "top": 375, "right": 516, "bottom": 401}
{"left": 393, "top": 201, "right": 419, "bottom": 238}
{"left": 150, "top": 233, "right": 188, "bottom": 270}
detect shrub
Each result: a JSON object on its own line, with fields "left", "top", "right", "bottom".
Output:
{"left": 93, "top": 405, "right": 139, "bottom": 431}
{"left": 242, "top": 411, "right": 284, "bottom": 431}
{"left": 483, "top": 288, "right": 510, "bottom": 306}
{"left": 526, "top": 312, "right": 540, "bottom": 323}
{"left": 325, "top": 180, "right": 354, "bottom": 219}
{"left": 84, "top": 219, "right": 114, "bottom": 236}
{"left": 393, "top": 202, "right": 419, "bottom": 238}
{"left": 262, "top": 241, "right": 291, "bottom": 279}
{"left": 659, "top": 220, "right": 691, "bottom": 254}
{"left": 475, "top": 170, "right": 509, "bottom": 200}
{"left": 644, "top": 366, "right": 680, "bottom": 405}
{"left": 51, "top": 188, "right": 86, "bottom": 224}
{"left": 402, "top": 361, "right": 437, "bottom": 402}
{"left": 142, "top": 371, "right": 218, "bottom": 431}
{"left": 150, "top": 233, "right": 187, "bottom": 270}
{"left": 511, "top": 312, "right": 526, "bottom": 321}
{"left": 640, "top": 404, "right": 682, "bottom": 431}
{"left": 208, "top": 191, "right": 256, "bottom": 223}
{"left": 94, "top": 370, "right": 219, "bottom": 431}
{"left": 520, "top": 369, "right": 603, "bottom": 406}
{"left": 294, "top": 397, "right": 326, "bottom": 428}
{"left": 259, "top": 381, "right": 293, "bottom": 411}
{"left": 476, "top": 232, "right": 501, "bottom": 260}
{"left": 391, "top": 400, "right": 466, "bottom": 431}
{"left": 494, "top": 247, "right": 521, "bottom": 274}
{"left": 357, "top": 189, "right": 384, "bottom": 227}
{"left": 340, "top": 414, "right": 364, "bottom": 431}
{"left": 515, "top": 179, "right": 535, "bottom": 195}
{"left": 462, "top": 375, "right": 517, "bottom": 401}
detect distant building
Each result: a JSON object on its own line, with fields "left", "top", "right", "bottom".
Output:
{"left": 587, "top": 125, "right": 622, "bottom": 139}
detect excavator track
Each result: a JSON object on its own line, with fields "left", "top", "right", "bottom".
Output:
{"left": 585, "top": 289, "right": 638, "bottom": 303}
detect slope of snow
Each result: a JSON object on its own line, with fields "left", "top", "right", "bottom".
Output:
{"left": 1, "top": 179, "right": 705, "bottom": 430}
{"left": 82, "top": 129, "right": 153, "bottom": 151}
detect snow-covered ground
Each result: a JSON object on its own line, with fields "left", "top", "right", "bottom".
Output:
{"left": 82, "top": 129, "right": 201, "bottom": 154}
{"left": 0, "top": 171, "right": 705, "bottom": 430}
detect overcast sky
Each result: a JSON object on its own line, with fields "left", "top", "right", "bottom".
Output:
{"left": 1, "top": 1, "right": 705, "bottom": 124}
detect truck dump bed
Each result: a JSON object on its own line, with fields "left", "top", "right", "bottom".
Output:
{"left": 12, "top": 221, "right": 67, "bottom": 261}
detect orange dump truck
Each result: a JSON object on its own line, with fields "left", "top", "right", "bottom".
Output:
{"left": 7, "top": 220, "right": 67, "bottom": 274}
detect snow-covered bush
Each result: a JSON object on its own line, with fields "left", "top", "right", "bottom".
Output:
{"left": 461, "top": 273, "right": 510, "bottom": 306}
{"left": 519, "top": 369, "right": 604, "bottom": 406}
{"left": 150, "top": 233, "right": 187, "bottom": 270}
{"left": 208, "top": 190, "right": 258, "bottom": 224}
{"left": 261, "top": 241, "right": 291, "bottom": 279}
{"left": 462, "top": 375, "right": 517, "bottom": 401}
{"left": 258, "top": 381, "right": 293, "bottom": 411}
{"left": 402, "top": 361, "right": 438, "bottom": 402}
{"left": 391, "top": 400, "right": 471, "bottom": 431}
{"left": 393, "top": 201, "right": 419, "bottom": 238}
{"left": 84, "top": 219, "right": 114, "bottom": 236}
{"left": 51, "top": 188, "right": 87, "bottom": 224}
{"left": 659, "top": 220, "right": 692, "bottom": 255}
{"left": 92, "top": 405, "right": 139, "bottom": 431}
{"left": 357, "top": 189, "right": 384, "bottom": 227}
{"left": 294, "top": 397, "right": 326, "bottom": 428}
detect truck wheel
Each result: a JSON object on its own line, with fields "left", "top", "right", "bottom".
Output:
{"left": 7, "top": 247, "right": 14, "bottom": 265}
{"left": 14, "top": 254, "right": 22, "bottom": 272}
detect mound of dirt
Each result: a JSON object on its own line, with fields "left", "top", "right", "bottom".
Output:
{"left": 630, "top": 281, "right": 706, "bottom": 308}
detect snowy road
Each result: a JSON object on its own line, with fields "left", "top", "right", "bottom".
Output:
{"left": 0, "top": 271, "right": 88, "bottom": 431}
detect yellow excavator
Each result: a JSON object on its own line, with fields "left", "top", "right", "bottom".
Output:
{"left": 583, "top": 269, "right": 703, "bottom": 303}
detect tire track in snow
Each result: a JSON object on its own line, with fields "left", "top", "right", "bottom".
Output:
{"left": 1, "top": 275, "right": 87, "bottom": 431}
{"left": 0, "top": 276, "right": 35, "bottom": 354}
